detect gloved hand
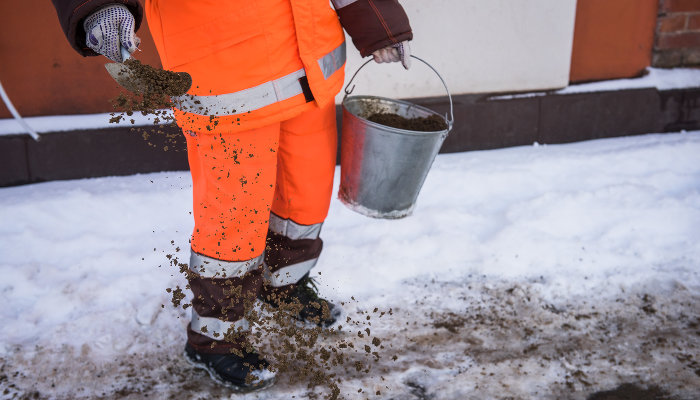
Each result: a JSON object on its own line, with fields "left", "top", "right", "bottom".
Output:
{"left": 83, "top": 4, "right": 140, "bottom": 62}
{"left": 372, "top": 41, "right": 411, "bottom": 70}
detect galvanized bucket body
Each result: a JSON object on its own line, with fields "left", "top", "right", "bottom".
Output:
{"left": 339, "top": 95, "right": 450, "bottom": 218}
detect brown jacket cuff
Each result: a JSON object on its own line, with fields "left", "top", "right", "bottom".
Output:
{"left": 335, "top": 0, "right": 413, "bottom": 58}
{"left": 51, "top": 0, "right": 143, "bottom": 56}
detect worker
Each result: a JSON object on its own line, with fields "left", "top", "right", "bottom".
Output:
{"left": 52, "top": 0, "right": 412, "bottom": 392}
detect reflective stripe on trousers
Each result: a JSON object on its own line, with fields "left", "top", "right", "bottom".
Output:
{"left": 264, "top": 258, "right": 318, "bottom": 287}
{"left": 268, "top": 213, "right": 323, "bottom": 240}
{"left": 173, "top": 42, "right": 346, "bottom": 116}
{"left": 264, "top": 214, "right": 323, "bottom": 287}
{"left": 190, "top": 308, "right": 250, "bottom": 341}
{"left": 187, "top": 249, "right": 262, "bottom": 343}
{"left": 189, "top": 251, "right": 263, "bottom": 279}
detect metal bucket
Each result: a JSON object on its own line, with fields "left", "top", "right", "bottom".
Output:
{"left": 339, "top": 56, "right": 454, "bottom": 219}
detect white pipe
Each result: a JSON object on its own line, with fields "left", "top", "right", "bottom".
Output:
{"left": 0, "top": 80, "right": 40, "bottom": 141}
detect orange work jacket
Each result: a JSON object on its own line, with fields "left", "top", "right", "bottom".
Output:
{"left": 145, "top": 0, "right": 347, "bottom": 132}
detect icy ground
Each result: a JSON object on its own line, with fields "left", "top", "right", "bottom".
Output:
{"left": 1, "top": 131, "right": 699, "bottom": 400}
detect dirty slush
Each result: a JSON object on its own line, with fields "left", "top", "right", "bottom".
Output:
{"left": 108, "top": 60, "right": 392, "bottom": 399}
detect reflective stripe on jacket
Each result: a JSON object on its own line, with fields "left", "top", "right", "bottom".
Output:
{"left": 53, "top": 0, "right": 412, "bottom": 130}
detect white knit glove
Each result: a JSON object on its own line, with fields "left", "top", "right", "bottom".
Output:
{"left": 372, "top": 41, "right": 411, "bottom": 70}
{"left": 83, "top": 4, "right": 140, "bottom": 62}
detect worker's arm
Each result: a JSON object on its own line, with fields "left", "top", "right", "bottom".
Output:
{"left": 51, "top": 0, "right": 143, "bottom": 58}
{"left": 332, "top": 0, "right": 413, "bottom": 69}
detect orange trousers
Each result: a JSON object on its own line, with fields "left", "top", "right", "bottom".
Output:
{"left": 184, "top": 101, "right": 338, "bottom": 262}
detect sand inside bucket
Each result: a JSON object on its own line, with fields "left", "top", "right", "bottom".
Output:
{"left": 367, "top": 112, "right": 448, "bottom": 132}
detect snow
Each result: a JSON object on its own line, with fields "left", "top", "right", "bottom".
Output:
{"left": 557, "top": 67, "right": 700, "bottom": 94}
{"left": 1, "top": 131, "right": 700, "bottom": 399}
{"left": 490, "top": 67, "right": 700, "bottom": 100}
{"left": 0, "top": 110, "right": 172, "bottom": 136}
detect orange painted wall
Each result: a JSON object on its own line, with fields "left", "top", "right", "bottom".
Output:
{"left": 1, "top": 0, "right": 664, "bottom": 119}
{"left": 0, "top": 0, "right": 161, "bottom": 118}
{"left": 570, "top": 0, "right": 659, "bottom": 83}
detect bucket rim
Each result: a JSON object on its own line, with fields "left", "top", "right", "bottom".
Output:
{"left": 342, "top": 94, "right": 451, "bottom": 135}
{"left": 344, "top": 56, "right": 454, "bottom": 130}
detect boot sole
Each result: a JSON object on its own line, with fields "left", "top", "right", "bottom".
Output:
{"left": 183, "top": 350, "right": 276, "bottom": 393}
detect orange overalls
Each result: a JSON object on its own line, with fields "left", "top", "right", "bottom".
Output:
{"left": 145, "top": 0, "right": 346, "bottom": 352}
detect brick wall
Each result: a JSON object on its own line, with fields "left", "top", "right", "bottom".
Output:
{"left": 654, "top": 0, "right": 700, "bottom": 67}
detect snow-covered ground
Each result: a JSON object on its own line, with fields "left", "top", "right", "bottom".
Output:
{"left": 1, "top": 131, "right": 699, "bottom": 399}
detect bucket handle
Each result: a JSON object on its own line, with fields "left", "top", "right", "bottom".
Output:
{"left": 344, "top": 55, "right": 454, "bottom": 131}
